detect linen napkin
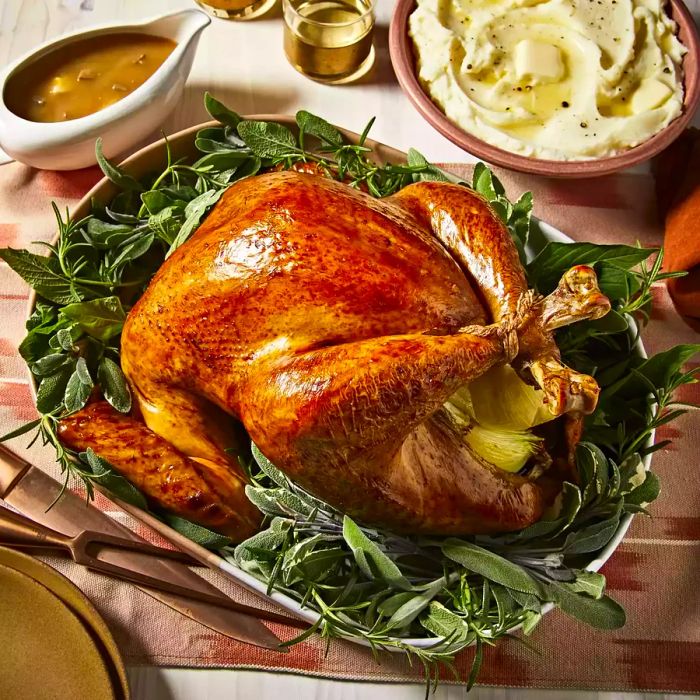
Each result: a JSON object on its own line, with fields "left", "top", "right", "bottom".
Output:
{"left": 655, "top": 127, "right": 700, "bottom": 318}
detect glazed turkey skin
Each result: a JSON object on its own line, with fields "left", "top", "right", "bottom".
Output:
{"left": 59, "top": 170, "right": 610, "bottom": 540}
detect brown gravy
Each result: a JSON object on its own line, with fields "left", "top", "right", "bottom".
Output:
{"left": 5, "top": 33, "right": 176, "bottom": 123}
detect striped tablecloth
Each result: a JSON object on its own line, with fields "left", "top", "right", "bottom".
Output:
{"left": 0, "top": 161, "right": 698, "bottom": 693}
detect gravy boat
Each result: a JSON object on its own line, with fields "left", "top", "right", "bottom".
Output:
{"left": 0, "top": 9, "right": 210, "bottom": 170}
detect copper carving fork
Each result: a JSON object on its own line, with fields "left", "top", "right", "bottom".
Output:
{"left": 0, "top": 504, "right": 308, "bottom": 630}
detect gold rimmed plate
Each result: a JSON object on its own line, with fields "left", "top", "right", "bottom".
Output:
{"left": 0, "top": 546, "right": 129, "bottom": 700}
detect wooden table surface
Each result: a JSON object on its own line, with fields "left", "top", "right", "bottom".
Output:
{"left": 1, "top": 1, "right": 698, "bottom": 698}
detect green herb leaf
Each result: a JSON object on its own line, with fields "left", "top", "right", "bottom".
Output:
{"left": 568, "top": 571, "right": 606, "bottom": 599}
{"left": 61, "top": 296, "right": 126, "bottom": 341}
{"left": 548, "top": 583, "right": 625, "bottom": 629}
{"left": 342, "top": 516, "right": 411, "bottom": 591}
{"left": 95, "top": 138, "right": 144, "bottom": 192}
{"left": 204, "top": 92, "right": 243, "bottom": 128}
{"left": 0, "top": 418, "right": 42, "bottom": 443}
{"left": 0, "top": 248, "right": 93, "bottom": 304}
{"left": 420, "top": 601, "right": 472, "bottom": 642}
{"left": 237, "top": 120, "right": 300, "bottom": 159}
{"left": 624, "top": 471, "right": 660, "bottom": 506}
{"left": 31, "top": 353, "right": 70, "bottom": 377}
{"left": 82, "top": 448, "right": 148, "bottom": 510}
{"left": 251, "top": 443, "right": 289, "bottom": 487}
{"left": 162, "top": 513, "right": 232, "bottom": 549}
{"left": 64, "top": 358, "right": 93, "bottom": 414}
{"left": 36, "top": 364, "right": 73, "bottom": 413}
{"left": 97, "top": 357, "right": 132, "bottom": 414}
{"left": 166, "top": 189, "right": 224, "bottom": 257}
{"left": 442, "top": 539, "right": 542, "bottom": 596}
{"left": 296, "top": 110, "right": 343, "bottom": 146}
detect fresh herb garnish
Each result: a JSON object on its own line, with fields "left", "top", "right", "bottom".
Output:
{"left": 0, "top": 93, "right": 696, "bottom": 691}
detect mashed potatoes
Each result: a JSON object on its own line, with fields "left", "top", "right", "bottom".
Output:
{"left": 409, "top": 0, "right": 686, "bottom": 160}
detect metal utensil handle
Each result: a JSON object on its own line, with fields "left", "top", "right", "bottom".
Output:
{"left": 72, "top": 529, "right": 202, "bottom": 567}
{"left": 0, "top": 503, "right": 71, "bottom": 551}
{"left": 83, "top": 555, "right": 308, "bottom": 630}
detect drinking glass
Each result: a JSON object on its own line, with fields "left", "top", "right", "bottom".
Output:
{"left": 283, "top": 0, "right": 375, "bottom": 84}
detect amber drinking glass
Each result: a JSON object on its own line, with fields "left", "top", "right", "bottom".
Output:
{"left": 283, "top": 0, "right": 375, "bottom": 84}
{"left": 195, "top": 0, "right": 277, "bottom": 21}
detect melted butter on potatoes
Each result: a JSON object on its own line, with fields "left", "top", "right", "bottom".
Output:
{"left": 410, "top": 0, "right": 686, "bottom": 160}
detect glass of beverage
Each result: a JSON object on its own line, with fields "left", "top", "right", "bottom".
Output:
{"left": 195, "top": 0, "right": 277, "bottom": 21}
{"left": 283, "top": 0, "right": 375, "bottom": 84}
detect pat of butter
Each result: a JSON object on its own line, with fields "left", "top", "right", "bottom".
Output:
{"left": 48, "top": 75, "right": 70, "bottom": 95}
{"left": 513, "top": 40, "right": 564, "bottom": 82}
{"left": 631, "top": 78, "right": 673, "bottom": 113}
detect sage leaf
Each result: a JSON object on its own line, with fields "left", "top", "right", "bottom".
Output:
{"left": 382, "top": 578, "right": 446, "bottom": 631}
{"left": 406, "top": 148, "right": 457, "bottom": 183}
{"left": 420, "top": 601, "right": 473, "bottom": 642}
{"left": 56, "top": 327, "right": 79, "bottom": 352}
{"left": 97, "top": 357, "right": 132, "bottom": 414}
{"left": 163, "top": 513, "right": 232, "bottom": 549}
{"left": 31, "top": 353, "right": 70, "bottom": 377}
{"left": 624, "top": 471, "right": 660, "bottom": 506}
{"left": 194, "top": 137, "right": 240, "bottom": 154}
{"left": 564, "top": 513, "right": 621, "bottom": 554}
{"left": 549, "top": 583, "right": 625, "bottom": 629}
{"left": 64, "top": 361, "right": 93, "bottom": 414}
{"left": 237, "top": 120, "right": 300, "bottom": 159}
{"left": 296, "top": 110, "right": 343, "bottom": 146}
{"left": 36, "top": 364, "right": 73, "bottom": 413}
{"left": 607, "top": 344, "right": 700, "bottom": 399}
{"left": 522, "top": 611, "right": 542, "bottom": 635}
{"left": 251, "top": 443, "right": 289, "bottom": 487}
{"left": 204, "top": 92, "right": 242, "bottom": 128}
{"left": 61, "top": 296, "right": 126, "bottom": 341}
{"left": 82, "top": 448, "right": 148, "bottom": 510}
{"left": 507, "top": 588, "right": 542, "bottom": 613}
{"left": 569, "top": 571, "right": 606, "bottom": 599}
{"left": 442, "top": 539, "right": 542, "bottom": 596}
{"left": 342, "top": 516, "right": 411, "bottom": 591}
{"left": 245, "top": 485, "right": 290, "bottom": 517}
{"left": 95, "top": 138, "right": 144, "bottom": 192}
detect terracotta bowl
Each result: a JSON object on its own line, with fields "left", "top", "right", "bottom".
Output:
{"left": 389, "top": 0, "right": 700, "bottom": 178}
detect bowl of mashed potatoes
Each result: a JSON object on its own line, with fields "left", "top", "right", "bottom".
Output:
{"left": 390, "top": 0, "right": 700, "bottom": 176}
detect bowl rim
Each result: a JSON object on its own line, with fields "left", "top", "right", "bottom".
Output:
{"left": 24, "top": 118, "right": 652, "bottom": 649}
{"left": 389, "top": 0, "right": 700, "bottom": 178}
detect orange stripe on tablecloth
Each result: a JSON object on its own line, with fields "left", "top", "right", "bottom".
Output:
{"left": 0, "top": 379, "right": 37, "bottom": 422}
{"left": 600, "top": 548, "right": 646, "bottom": 592}
{"left": 36, "top": 167, "right": 102, "bottom": 200}
{"left": 615, "top": 640, "right": 700, "bottom": 692}
{"left": 0, "top": 224, "right": 20, "bottom": 247}
{"left": 649, "top": 516, "right": 700, "bottom": 540}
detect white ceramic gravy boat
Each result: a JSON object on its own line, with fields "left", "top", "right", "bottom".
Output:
{"left": 0, "top": 9, "right": 210, "bottom": 171}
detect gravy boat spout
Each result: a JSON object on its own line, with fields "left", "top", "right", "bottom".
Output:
{"left": 0, "top": 9, "right": 211, "bottom": 171}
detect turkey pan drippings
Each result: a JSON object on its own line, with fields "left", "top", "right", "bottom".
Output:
{"left": 25, "top": 118, "right": 651, "bottom": 646}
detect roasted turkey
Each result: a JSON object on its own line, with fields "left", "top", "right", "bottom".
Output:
{"left": 59, "top": 170, "right": 610, "bottom": 541}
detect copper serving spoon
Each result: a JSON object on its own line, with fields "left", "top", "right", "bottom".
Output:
{"left": 0, "top": 504, "right": 308, "bottom": 630}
